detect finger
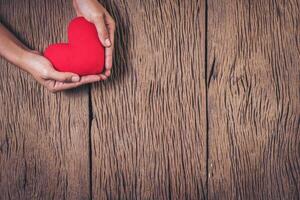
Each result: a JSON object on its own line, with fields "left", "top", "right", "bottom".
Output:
{"left": 104, "top": 15, "right": 116, "bottom": 71}
{"left": 99, "top": 74, "right": 108, "bottom": 80}
{"left": 72, "top": 0, "right": 83, "bottom": 16}
{"left": 80, "top": 75, "right": 102, "bottom": 84}
{"left": 105, "top": 33, "right": 114, "bottom": 71}
{"left": 47, "top": 70, "right": 80, "bottom": 83}
{"left": 104, "top": 70, "right": 111, "bottom": 77}
{"left": 105, "top": 46, "right": 114, "bottom": 71}
{"left": 30, "top": 50, "right": 41, "bottom": 55}
{"left": 93, "top": 15, "right": 111, "bottom": 47}
{"left": 53, "top": 75, "right": 101, "bottom": 91}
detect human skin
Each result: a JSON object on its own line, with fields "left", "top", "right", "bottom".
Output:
{"left": 0, "top": 0, "right": 116, "bottom": 93}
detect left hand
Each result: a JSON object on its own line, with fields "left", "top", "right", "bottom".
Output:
{"left": 73, "top": 0, "right": 116, "bottom": 79}
{"left": 21, "top": 51, "right": 102, "bottom": 93}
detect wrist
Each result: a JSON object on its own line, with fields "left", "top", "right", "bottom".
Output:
{"left": 3, "top": 47, "right": 29, "bottom": 70}
{"left": 18, "top": 50, "right": 37, "bottom": 74}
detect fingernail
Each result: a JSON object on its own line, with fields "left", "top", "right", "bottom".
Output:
{"left": 105, "top": 70, "right": 111, "bottom": 76}
{"left": 72, "top": 76, "right": 80, "bottom": 82}
{"left": 105, "top": 39, "right": 111, "bottom": 46}
{"left": 100, "top": 75, "right": 107, "bottom": 80}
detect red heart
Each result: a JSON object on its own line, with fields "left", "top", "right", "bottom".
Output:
{"left": 44, "top": 17, "right": 105, "bottom": 76}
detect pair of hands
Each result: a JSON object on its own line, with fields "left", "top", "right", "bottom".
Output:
{"left": 22, "top": 0, "right": 115, "bottom": 92}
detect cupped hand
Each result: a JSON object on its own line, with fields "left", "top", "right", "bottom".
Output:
{"left": 73, "top": 0, "right": 116, "bottom": 79}
{"left": 22, "top": 51, "right": 102, "bottom": 93}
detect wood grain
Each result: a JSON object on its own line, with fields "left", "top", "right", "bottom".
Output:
{"left": 90, "top": 0, "right": 207, "bottom": 199}
{"left": 0, "top": 0, "right": 90, "bottom": 199}
{"left": 207, "top": 0, "right": 300, "bottom": 199}
{"left": 1, "top": 0, "right": 299, "bottom": 199}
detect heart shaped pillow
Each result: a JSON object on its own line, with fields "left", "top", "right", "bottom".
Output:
{"left": 44, "top": 17, "right": 105, "bottom": 76}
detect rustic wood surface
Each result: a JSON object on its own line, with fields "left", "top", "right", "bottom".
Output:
{"left": 207, "top": 0, "right": 300, "bottom": 199}
{"left": 0, "top": 0, "right": 90, "bottom": 199}
{"left": 91, "top": 0, "right": 207, "bottom": 199}
{"left": 0, "top": 0, "right": 299, "bottom": 200}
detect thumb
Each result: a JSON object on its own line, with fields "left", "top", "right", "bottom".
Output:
{"left": 93, "top": 16, "right": 111, "bottom": 47}
{"left": 48, "top": 70, "right": 80, "bottom": 82}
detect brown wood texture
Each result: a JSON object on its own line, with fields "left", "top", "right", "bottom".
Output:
{"left": 1, "top": 0, "right": 300, "bottom": 199}
{"left": 90, "top": 0, "right": 207, "bottom": 199}
{"left": 207, "top": 0, "right": 300, "bottom": 199}
{"left": 0, "top": 0, "right": 90, "bottom": 199}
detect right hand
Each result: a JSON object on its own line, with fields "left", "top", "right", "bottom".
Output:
{"left": 21, "top": 51, "right": 102, "bottom": 93}
{"left": 73, "top": 0, "right": 116, "bottom": 79}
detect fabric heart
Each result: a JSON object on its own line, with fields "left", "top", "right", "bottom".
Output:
{"left": 44, "top": 17, "right": 105, "bottom": 76}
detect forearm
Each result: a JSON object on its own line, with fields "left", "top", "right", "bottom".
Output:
{"left": 0, "top": 23, "right": 29, "bottom": 69}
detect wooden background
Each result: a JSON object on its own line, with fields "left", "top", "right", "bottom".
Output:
{"left": 0, "top": 0, "right": 299, "bottom": 199}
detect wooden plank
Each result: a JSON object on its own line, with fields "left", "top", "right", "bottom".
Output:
{"left": 0, "top": 0, "right": 90, "bottom": 199}
{"left": 207, "top": 0, "right": 300, "bottom": 199}
{"left": 91, "top": 0, "right": 207, "bottom": 199}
